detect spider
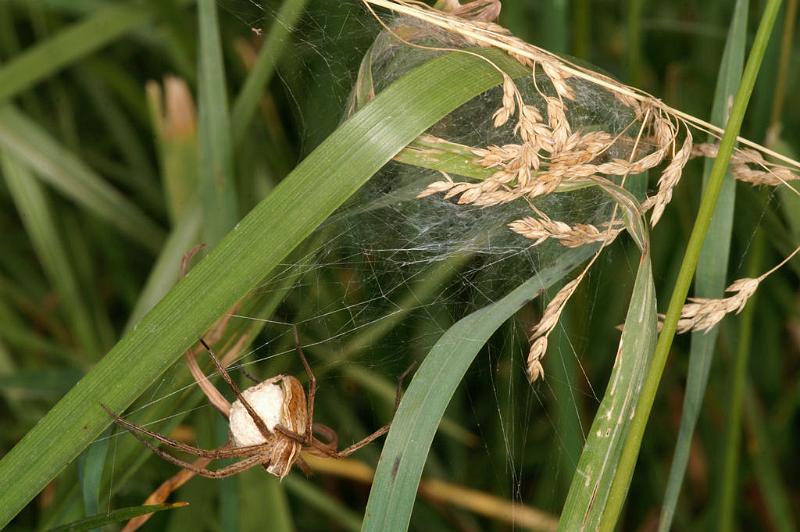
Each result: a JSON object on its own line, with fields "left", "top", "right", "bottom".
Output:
{"left": 105, "top": 330, "right": 409, "bottom": 479}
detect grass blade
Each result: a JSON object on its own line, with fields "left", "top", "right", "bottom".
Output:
{"left": 744, "top": 382, "right": 799, "bottom": 532}
{"left": 77, "top": 428, "right": 110, "bottom": 519}
{"left": 0, "top": 3, "right": 153, "bottom": 104}
{"left": 560, "top": 250, "right": 657, "bottom": 530}
{"left": 284, "top": 476, "right": 361, "bottom": 532}
{"left": 0, "top": 106, "right": 165, "bottom": 252}
{"left": 231, "top": 0, "right": 309, "bottom": 143}
{"left": 1, "top": 150, "right": 99, "bottom": 358}
{"left": 240, "top": 470, "right": 293, "bottom": 532}
{"left": 0, "top": 48, "right": 518, "bottom": 527}
{"left": 125, "top": 203, "right": 202, "bottom": 329}
{"left": 363, "top": 246, "right": 596, "bottom": 532}
{"left": 603, "top": 1, "right": 784, "bottom": 528}
{"left": 658, "top": 1, "right": 749, "bottom": 528}
{"left": 48, "top": 503, "right": 188, "bottom": 532}
{"left": 197, "top": 0, "right": 237, "bottom": 244}
{"left": 718, "top": 230, "right": 764, "bottom": 530}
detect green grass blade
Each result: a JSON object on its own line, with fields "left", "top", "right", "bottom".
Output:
{"left": 658, "top": 1, "right": 749, "bottom": 528}
{"left": 0, "top": 106, "right": 165, "bottom": 252}
{"left": 284, "top": 476, "right": 361, "bottom": 532}
{"left": 572, "top": 0, "right": 590, "bottom": 59}
{"left": 744, "top": 382, "right": 798, "bottom": 532}
{"left": 197, "top": 0, "right": 237, "bottom": 244}
{"left": 718, "top": 230, "right": 764, "bottom": 531}
{"left": 626, "top": 0, "right": 644, "bottom": 85}
{"left": 1, "top": 150, "right": 99, "bottom": 358}
{"left": 0, "top": 3, "right": 152, "bottom": 104}
{"left": 231, "top": 0, "right": 309, "bottom": 143}
{"left": 48, "top": 503, "right": 188, "bottom": 532}
{"left": 560, "top": 251, "right": 657, "bottom": 530}
{"left": 363, "top": 245, "right": 596, "bottom": 532}
{"left": 240, "top": 470, "right": 293, "bottom": 532}
{"left": 125, "top": 203, "right": 202, "bottom": 330}
{"left": 603, "top": 1, "right": 784, "bottom": 529}
{"left": 0, "top": 49, "right": 516, "bottom": 528}
{"left": 541, "top": 0, "right": 568, "bottom": 53}
{"left": 77, "top": 429, "right": 110, "bottom": 519}
{"left": 146, "top": 77, "right": 199, "bottom": 223}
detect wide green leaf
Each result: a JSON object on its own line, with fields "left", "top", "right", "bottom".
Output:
{"left": 0, "top": 48, "right": 517, "bottom": 528}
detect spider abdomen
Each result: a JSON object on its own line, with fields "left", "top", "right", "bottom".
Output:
{"left": 229, "top": 375, "right": 308, "bottom": 478}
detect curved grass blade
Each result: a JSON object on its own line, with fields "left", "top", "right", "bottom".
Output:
{"left": 0, "top": 106, "right": 165, "bottom": 252}
{"left": 0, "top": 48, "right": 520, "bottom": 528}
{"left": 1, "top": 150, "right": 99, "bottom": 358}
{"left": 48, "top": 503, "right": 188, "bottom": 532}
{"left": 77, "top": 429, "right": 110, "bottom": 520}
{"left": 363, "top": 246, "right": 597, "bottom": 532}
{"left": 0, "top": 2, "right": 151, "bottom": 104}
{"left": 559, "top": 250, "right": 657, "bottom": 531}
{"left": 231, "top": 0, "right": 309, "bottom": 143}
{"left": 602, "top": 1, "right": 783, "bottom": 528}
{"left": 198, "top": 0, "right": 237, "bottom": 244}
{"left": 658, "top": 2, "right": 748, "bottom": 527}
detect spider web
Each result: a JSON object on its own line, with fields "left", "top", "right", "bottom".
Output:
{"left": 104, "top": 1, "right": 644, "bottom": 527}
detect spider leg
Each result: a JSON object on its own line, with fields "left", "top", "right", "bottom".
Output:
{"left": 274, "top": 424, "right": 306, "bottom": 445}
{"left": 306, "top": 364, "right": 414, "bottom": 458}
{"left": 197, "top": 455, "right": 267, "bottom": 479}
{"left": 294, "top": 455, "right": 314, "bottom": 476}
{"left": 292, "top": 325, "right": 315, "bottom": 439}
{"left": 121, "top": 422, "right": 266, "bottom": 478}
{"left": 241, "top": 367, "right": 260, "bottom": 384}
{"left": 327, "top": 425, "right": 390, "bottom": 458}
{"left": 312, "top": 422, "right": 338, "bottom": 450}
{"left": 394, "top": 361, "right": 417, "bottom": 411}
{"left": 200, "top": 338, "right": 273, "bottom": 442}
{"left": 102, "top": 405, "right": 265, "bottom": 460}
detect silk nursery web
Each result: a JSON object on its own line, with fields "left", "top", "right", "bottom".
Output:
{"left": 104, "top": 0, "right": 800, "bottom": 527}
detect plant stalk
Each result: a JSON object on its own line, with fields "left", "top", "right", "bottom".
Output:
{"left": 599, "top": 0, "right": 784, "bottom": 528}
{"left": 717, "top": 230, "right": 764, "bottom": 531}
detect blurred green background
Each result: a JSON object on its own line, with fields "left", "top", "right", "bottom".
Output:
{"left": 0, "top": 0, "right": 798, "bottom": 530}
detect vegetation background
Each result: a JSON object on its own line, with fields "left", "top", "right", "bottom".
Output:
{"left": 0, "top": 0, "right": 798, "bottom": 530}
